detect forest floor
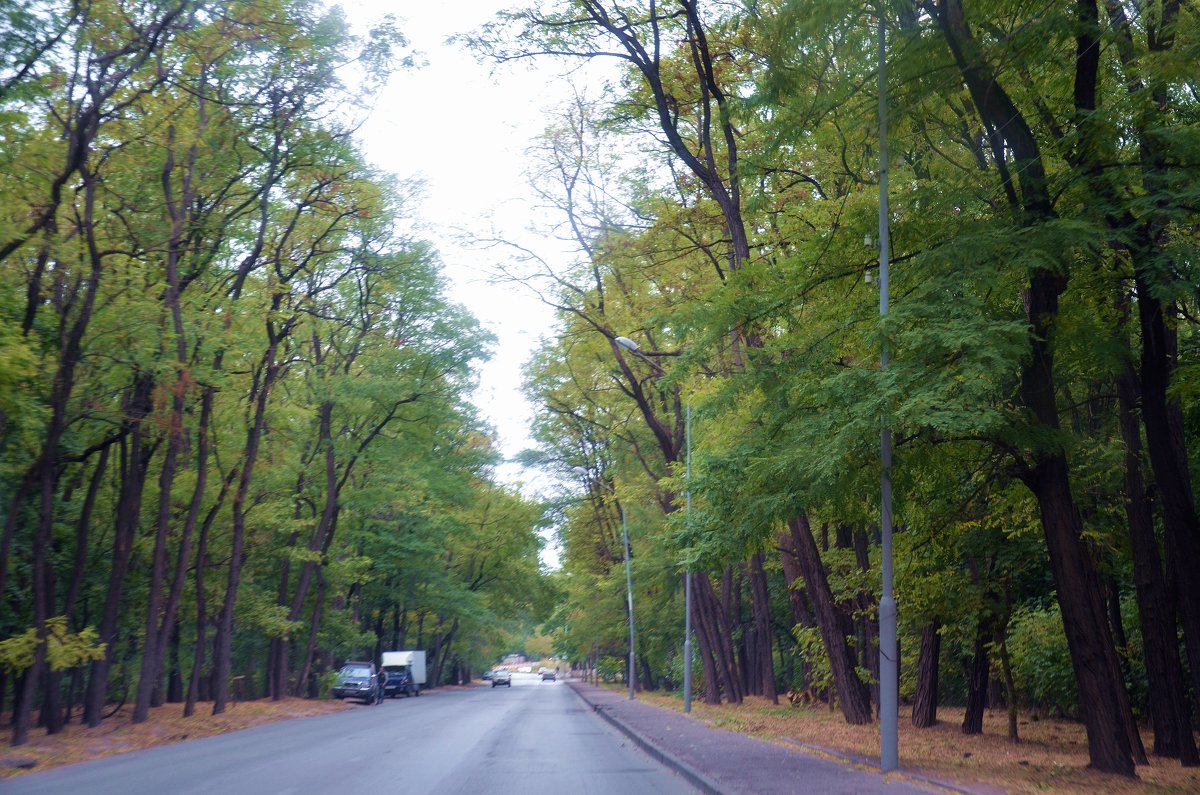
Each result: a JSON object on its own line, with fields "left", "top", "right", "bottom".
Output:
{"left": 630, "top": 688, "right": 1200, "bottom": 795}
{"left": 3, "top": 683, "right": 1199, "bottom": 793}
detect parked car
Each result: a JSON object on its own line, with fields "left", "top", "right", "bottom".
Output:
{"left": 491, "top": 669, "right": 512, "bottom": 687}
{"left": 332, "top": 661, "right": 380, "bottom": 704}
{"left": 382, "top": 666, "right": 417, "bottom": 698}
{"left": 481, "top": 670, "right": 495, "bottom": 681}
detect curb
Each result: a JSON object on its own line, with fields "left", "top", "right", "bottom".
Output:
{"left": 567, "top": 680, "right": 981, "bottom": 795}
{"left": 567, "top": 681, "right": 725, "bottom": 794}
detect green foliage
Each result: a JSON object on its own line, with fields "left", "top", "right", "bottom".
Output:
{"left": 1006, "top": 602, "right": 1078, "bottom": 717}
{"left": 790, "top": 625, "right": 833, "bottom": 696}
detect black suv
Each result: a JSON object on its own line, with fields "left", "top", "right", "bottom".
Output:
{"left": 332, "top": 661, "right": 380, "bottom": 704}
{"left": 381, "top": 666, "right": 418, "bottom": 698}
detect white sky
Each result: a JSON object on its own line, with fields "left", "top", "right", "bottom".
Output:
{"left": 342, "top": 2, "right": 569, "bottom": 489}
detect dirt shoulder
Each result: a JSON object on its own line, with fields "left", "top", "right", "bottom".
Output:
{"left": 627, "top": 689, "right": 1200, "bottom": 795}
{"left": 1, "top": 697, "right": 353, "bottom": 778}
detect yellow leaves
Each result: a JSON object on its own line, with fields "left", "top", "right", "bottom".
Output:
{"left": 0, "top": 618, "right": 107, "bottom": 674}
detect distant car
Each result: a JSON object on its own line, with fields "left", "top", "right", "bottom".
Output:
{"left": 492, "top": 669, "right": 512, "bottom": 687}
{"left": 481, "top": 670, "right": 495, "bottom": 681}
{"left": 332, "top": 661, "right": 380, "bottom": 704}
{"left": 541, "top": 669, "right": 556, "bottom": 681}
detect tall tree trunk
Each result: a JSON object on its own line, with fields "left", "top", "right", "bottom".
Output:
{"left": 1135, "top": 289, "right": 1200, "bottom": 716}
{"left": 786, "top": 515, "right": 872, "bottom": 724}
{"left": 63, "top": 447, "right": 109, "bottom": 621}
{"left": 294, "top": 569, "right": 328, "bottom": 698}
{"left": 718, "top": 567, "right": 743, "bottom": 703}
{"left": 1026, "top": 458, "right": 1145, "bottom": 769}
{"left": 694, "top": 573, "right": 739, "bottom": 703}
{"left": 213, "top": 328, "right": 284, "bottom": 715}
{"left": 1104, "top": 0, "right": 1200, "bottom": 719}
{"left": 84, "top": 377, "right": 156, "bottom": 729}
{"left": 911, "top": 620, "right": 941, "bottom": 728}
{"left": 1119, "top": 343, "right": 1197, "bottom": 763}
{"left": 167, "top": 620, "right": 183, "bottom": 704}
{"left": 995, "top": 625, "right": 1019, "bottom": 743}
{"left": 853, "top": 529, "right": 880, "bottom": 710}
{"left": 962, "top": 624, "right": 988, "bottom": 735}
{"left": 689, "top": 575, "right": 722, "bottom": 704}
{"left": 777, "top": 529, "right": 817, "bottom": 631}
{"left": 749, "top": 553, "right": 777, "bottom": 704}
{"left": 184, "top": 458, "right": 232, "bottom": 717}
{"left": 937, "top": 0, "right": 1137, "bottom": 771}
{"left": 16, "top": 158, "right": 115, "bottom": 744}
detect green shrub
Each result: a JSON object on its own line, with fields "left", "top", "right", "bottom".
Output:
{"left": 1006, "top": 601, "right": 1077, "bottom": 716}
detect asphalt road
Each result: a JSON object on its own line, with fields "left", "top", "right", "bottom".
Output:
{"left": 5, "top": 672, "right": 696, "bottom": 795}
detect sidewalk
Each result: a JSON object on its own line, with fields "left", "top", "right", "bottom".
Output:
{"left": 567, "top": 678, "right": 975, "bottom": 794}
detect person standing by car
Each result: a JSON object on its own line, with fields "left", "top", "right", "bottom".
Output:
{"left": 376, "top": 667, "right": 388, "bottom": 704}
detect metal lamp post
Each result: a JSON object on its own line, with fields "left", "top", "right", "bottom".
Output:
{"left": 877, "top": 9, "right": 899, "bottom": 774}
{"left": 591, "top": 473, "right": 637, "bottom": 701}
{"left": 683, "top": 402, "right": 693, "bottom": 713}
{"left": 619, "top": 495, "right": 636, "bottom": 701}
{"left": 613, "top": 335, "right": 693, "bottom": 711}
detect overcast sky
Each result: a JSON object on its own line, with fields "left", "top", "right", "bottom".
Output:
{"left": 341, "top": 1, "right": 573, "bottom": 491}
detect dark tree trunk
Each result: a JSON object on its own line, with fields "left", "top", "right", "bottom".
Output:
{"left": 853, "top": 529, "right": 880, "bottom": 710}
{"left": 732, "top": 567, "right": 751, "bottom": 696}
{"left": 962, "top": 626, "right": 989, "bottom": 735}
{"left": 63, "top": 447, "right": 109, "bottom": 621}
{"left": 786, "top": 515, "right": 872, "bottom": 724}
{"left": 167, "top": 620, "right": 183, "bottom": 704}
{"left": 1136, "top": 289, "right": 1200, "bottom": 721}
{"left": 777, "top": 529, "right": 817, "bottom": 631}
{"left": 749, "top": 554, "right": 777, "bottom": 704}
{"left": 996, "top": 628, "right": 1019, "bottom": 743}
{"left": 295, "top": 569, "right": 328, "bottom": 697}
{"left": 84, "top": 377, "right": 155, "bottom": 729}
{"left": 690, "top": 575, "right": 722, "bottom": 704}
{"left": 1027, "top": 456, "right": 1145, "bottom": 768}
{"left": 277, "top": 399, "right": 344, "bottom": 697}
{"left": 184, "top": 467, "right": 231, "bottom": 717}
{"left": 639, "top": 655, "right": 656, "bottom": 691}
{"left": 717, "top": 568, "right": 743, "bottom": 703}
{"left": 936, "top": 0, "right": 1136, "bottom": 771}
{"left": 911, "top": 620, "right": 941, "bottom": 728}
{"left": 695, "top": 573, "right": 738, "bottom": 703}
{"left": 213, "top": 328, "right": 284, "bottom": 715}
{"left": 1118, "top": 358, "right": 1195, "bottom": 761}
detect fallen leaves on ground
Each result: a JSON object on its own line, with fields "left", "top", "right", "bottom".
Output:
{"left": 633, "top": 690, "right": 1200, "bottom": 795}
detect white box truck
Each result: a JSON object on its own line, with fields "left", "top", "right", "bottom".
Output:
{"left": 380, "top": 650, "right": 426, "bottom": 697}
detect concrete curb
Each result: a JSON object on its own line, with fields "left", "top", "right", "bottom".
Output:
{"left": 568, "top": 680, "right": 983, "bottom": 795}
{"left": 567, "top": 681, "right": 725, "bottom": 794}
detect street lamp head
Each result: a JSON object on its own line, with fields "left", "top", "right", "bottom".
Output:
{"left": 614, "top": 336, "right": 640, "bottom": 352}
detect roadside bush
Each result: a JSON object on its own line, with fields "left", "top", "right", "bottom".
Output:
{"left": 596, "top": 655, "right": 626, "bottom": 683}
{"left": 1006, "top": 601, "right": 1077, "bottom": 717}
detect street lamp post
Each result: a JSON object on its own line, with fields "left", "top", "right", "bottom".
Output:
{"left": 590, "top": 472, "right": 637, "bottom": 701}
{"left": 683, "top": 402, "right": 693, "bottom": 713}
{"left": 877, "top": 9, "right": 899, "bottom": 774}
{"left": 619, "top": 495, "right": 636, "bottom": 701}
{"left": 613, "top": 335, "right": 693, "bottom": 711}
